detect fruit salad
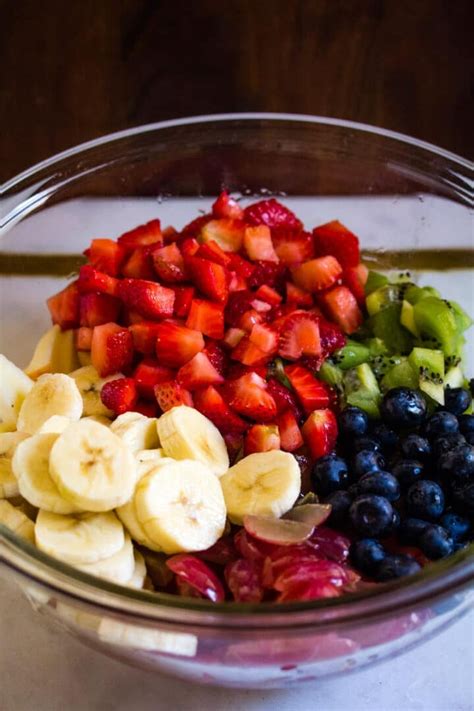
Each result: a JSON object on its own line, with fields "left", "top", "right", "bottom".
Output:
{"left": 0, "top": 193, "right": 472, "bottom": 604}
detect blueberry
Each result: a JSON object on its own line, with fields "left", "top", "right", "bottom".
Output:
{"left": 311, "top": 455, "right": 349, "bottom": 496}
{"left": 398, "top": 517, "right": 430, "bottom": 545}
{"left": 375, "top": 554, "right": 421, "bottom": 581}
{"left": 432, "top": 433, "right": 466, "bottom": 457}
{"left": 370, "top": 423, "right": 399, "bottom": 453}
{"left": 437, "top": 444, "right": 474, "bottom": 486}
{"left": 349, "top": 495, "right": 394, "bottom": 537}
{"left": 353, "top": 450, "right": 385, "bottom": 478}
{"left": 443, "top": 388, "right": 471, "bottom": 416}
{"left": 419, "top": 524, "right": 454, "bottom": 559}
{"left": 400, "top": 434, "right": 431, "bottom": 461}
{"left": 338, "top": 406, "right": 369, "bottom": 438}
{"left": 458, "top": 414, "right": 474, "bottom": 435}
{"left": 381, "top": 388, "right": 427, "bottom": 428}
{"left": 439, "top": 512, "right": 471, "bottom": 542}
{"left": 465, "top": 433, "right": 474, "bottom": 446}
{"left": 324, "top": 490, "right": 353, "bottom": 525}
{"left": 350, "top": 539, "right": 386, "bottom": 575}
{"left": 470, "top": 378, "right": 474, "bottom": 397}
{"left": 357, "top": 471, "right": 400, "bottom": 502}
{"left": 452, "top": 482, "right": 474, "bottom": 516}
{"left": 352, "top": 436, "right": 382, "bottom": 453}
{"left": 392, "top": 459, "right": 425, "bottom": 488}
{"left": 424, "top": 411, "right": 459, "bottom": 439}
{"left": 406, "top": 480, "right": 445, "bottom": 519}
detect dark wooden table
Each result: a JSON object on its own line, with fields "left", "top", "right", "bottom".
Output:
{"left": 0, "top": 0, "right": 472, "bottom": 182}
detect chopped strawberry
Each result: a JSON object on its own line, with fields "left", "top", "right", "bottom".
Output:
{"left": 193, "top": 386, "right": 247, "bottom": 434}
{"left": 239, "top": 309, "right": 265, "bottom": 333}
{"left": 228, "top": 272, "right": 248, "bottom": 292}
{"left": 151, "top": 243, "right": 187, "bottom": 283}
{"left": 180, "top": 214, "right": 212, "bottom": 240}
{"left": 203, "top": 341, "right": 227, "bottom": 375}
{"left": 248, "top": 323, "right": 278, "bottom": 354}
{"left": 254, "top": 284, "right": 282, "bottom": 306}
{"left": 186, "top": 256, "right": 229, "bottom": 303}
{"left": 133, "top": 358, "right": 174, "bottom": 399}
{"left": 244, "top": 424, "right": 281, "bottom": 455}
{"left": 85, "top": 238, "right": 126, "bottom": 276}
{"left": 225, "top": 291, "right": 256, "bottom": 327}
{"left": 244, "top": 225, "right": 279, "bottom": 263}
{"left": 319, "top": 318, "right": 346, "bottom": 357}
{"left": 179, "top": 237, "right": 200, "bottom": 257}
{"left": 118, "top": 278, "right": 175, "bottom": 320}
{"left": 78, "top": 265, "right": 120, "bottom": 297}
{"left": 186, "top": 299, "right": 225, "bottom": 339}
{"left": 227, "top": 372, "right": 277, "bottom": 422}
{"left": 313, "top": 220, "right": 360, "bottom": 268}
{"left": 286, "top": 282, "right": 313, "bottom": 307}
{"left": 91, "top": 322, "right": 134, "bottom": 377}
{"left": 79, "top": 293, "right": 121, "bottom": 328}
{"left": 75, "top": 326, "right": 93, "bottom": 351}
{"left": 47, "top": 282, "right": 80, "bottom": 329}
{"left": 200, "top": 218, "right": 245, "bottom": 252}
{"left": 227, "top": 253, "right": 255, "bottom": 279}
{"left": 285, "top": 364, "right": 331, "bottom": 414}
{"left": 100, "top": 377, "right": 138, "bottom": 415}
{"left": 343, "top": 263, "right": 369, "bottom": 307}
{"left": 302, "top": 409, "right": 338, "bottom": 459}
{"left": 271, "top": 229, "right": 314, "bottom": 265}
{"left": 121, "top": 247, "right": 156, "bottom": 280}
{"left": 319, "top": 285, "right": 363, "bottom": 334}
{"left": 231, "top": 337, "right": 270, "bottom": 367}
{"left": 250, "top": 298, "right": 272, "bottom": 314}
{"left": 244, "top": 198, "right": 303, "bottom": 230}
{"left": 155, "top": 321, "right": 205, "bottom": 367}
{"left": 223, "top": 327, "right": 246, "bottom": 349}
{"left": 266, "top": 378, "right": 303, "bottom": 420}
{"left": 117, "top": 219, "right": 162, "bottom": 250}
{"left": 196, "top": 240, "right": 231, "bottom": 267}
{"left": 177, "top": 352, "right": 224, "bottom": 390}
{"left": 278, "top": 311, "right": 321, "bottom": 361}
{"left": 247, "top": 260, "right": 287, "bottom": 290}
{"left": 162, "top": 225, "right": 179, "bottom": 243}
{"left": 133, "top": 400, "right": 159, "bottom": 418}
{"left": 129, "top": 321, "right": 163, "bottom": 354}
{"left": 125, "top": 310, "right": 145, "bottom": 325}
{"left": 276, "top": 410, "right": 304, "bottom": 452}
{"left": 154, "top": 380, "right": 193, "bottom": 412}
{"left": 291, "top": 256, "right": 343, "bottom": 292}
{"left": 223, "top": 432, "right": 245, "bottom": 462}
{"left": 212, "top": 191, "right": 244, "bottom": 220}
{"left": 172, "top": 286, "right": 195, "bottom": 318}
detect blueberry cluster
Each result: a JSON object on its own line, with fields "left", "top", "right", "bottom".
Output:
{"left": 310, "top": 386, "right": 474, "bottom": 581}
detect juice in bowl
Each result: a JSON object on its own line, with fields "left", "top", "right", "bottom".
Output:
{"left": 0, "top": 115, "right": 472, "bottom": 688}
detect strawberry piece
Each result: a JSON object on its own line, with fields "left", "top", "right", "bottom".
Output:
{"left": 180, "top": 214, "right": 212, "bottom": 240}
{"left": 225, "top": 559, "right": 264, "bottom": 603}
{"left": 223, "top": 327, "right": 246, "bottom": 349}
{"left": 172, "top": 286, "right": 195, "bottom": 318}
{"left": 86, "top": 238, "right": 126, "bottom": 276}
{"left": 231, "top": 337, "right": 270, "bottom": 367}
{"left": 193, "top": 386, "right": 247, "bottom": 434}
{"left": 166, "top": 554, "right": 225, "bottom": 603}
{"left": 79, "top": 293, "right": 121, "bottom": 328}
{"left": 244, "top": 225, "right": 279, "bottom": 263}
{"left": 91, "top": 322, "right": 134, "bottom": 377}
{"left": 155, "top": 321, "right": 205, "bottom": 367}
{"left": 133, "top": 400, "right": 159, "bottom": 418}
{"left": 162, "top": 225, "right": 179, "bottom": 243}
{"left": 313, "top": 220, "right": 360, "bottom": 268}
{"left": 302, "top": 409, "right": 338, "bottom": 459}
{"left": 248, "top": 323, "right": 278, "bottom": 354}
{"left": 271, "top": 229, "right": 314, "bottom": 265}
{"left": 203, "top": 341, "right": 227, "bottom": 375}
{"left": 286, "top": 281, "right": 313, "bottom": 307}
{"left": 154, "top": 380, "right": 193, "bottom": 412}
{"left": 224, "top": 290, "right": 256, "bottom": 327}
{"left": 212, "top": 191, "right": 244, "bottom": 220}
{"left": 250, "top": 298, "right": 272, "bottom": 314}
{"left": 118, "top": 278, "right": 175, "bottom": 320}
{"left": 75, "top": 326, "right": 93, "bottom": 351}
{"left": 129, "top": 321, "right": 163, "bottom": 354}
{"left": 117, "top": 219, "right": 162, "bottom": 250}
{"left": 186, "top": 256, "right": 229, "bottom": 303}
{"left": 319, "top": 318, "right": 346, "bottom": 357}
{"left": 285, "top": 364, "right": 331, "bottom": 414}
{"left": 197, "top": 536, "right": 239, "bottom": 566}
{"left": 228, "top": 372, "right": 277, "bottom": 422}
{"left": 291, "top": 256, "right": 343, "bottom": 292}
{"left": 223, "top": 431, "right": 245, "bottom": 462}
{"left": 266, "top": 378, "right": 303, "bottom": 420}
{"left": 196, "top": 240, "right": 231, "bottom": 267}
{"left": 47, "top": 282, "right": 80, "bottom": 329}
{"left": 177, "top": 351, "right": 224, "bottom": 391}
{"left": 254, "top": 284, "right": 282, "bottom": 306}
{"left": 244, "top": 424, "right": 280, "bottom": 455}
{"left": 343, "top": 263, "right": 369, "bottom": 307}
{"left": 276, "top": 409, "right": 304, "bottom": 452}
{"left": 179, "top": 237, "right": 200, "bottom": 257}
{"left": 186, "top": 299, "right": 225, "bottom": 339}
{"left": 227, "top": 253, "right": 255, "bottom": 279}
{"left": 133, "top": 358, "right": 174, "bottom": 399}
{"left": 244, "top": 198, "right": 302, "bottom": 230}
{"left": 247, "top": 260, "right": 287, "bottom": 290}
{"left": 100, "top": 377, "right": 138, "bottom": 415}
{"left": 319, "top": 285, "right": 363, "bottom": 334}
{"left": 121, "top": 247, "right": 156, "bottom": 280}
{"left": 228, "top": 272, "right": 248, "bottom": 292}
{"left": 278, "top": 311, "right": 321, "bottom": 361}
{"left": 151, "top": 243, "right": 187, "bottom": 283}
{"left": 200, "top": 218, "right": 245, "bottom": 253}
{"left": 125, "top": 310, "right": 146, "bottom": 325}
{"left": 78, "top": 265, "right": 120, "bottom": 297}
{"left": 239, "top": 309, "right": 265, "bottom": 332}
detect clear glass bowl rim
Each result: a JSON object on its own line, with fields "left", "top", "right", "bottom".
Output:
{"left": 0, "top": 112, "right": 472, "bottom": 630}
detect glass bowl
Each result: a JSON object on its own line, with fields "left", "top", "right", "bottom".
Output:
{"left": 0, "top": 114, "right": 473, "bottom": 689}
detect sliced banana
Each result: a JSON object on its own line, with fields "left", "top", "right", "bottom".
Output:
{"left": 13, "top": 433, "right": 81, "bottom": 514}
{"left": 136, "top": 449, "right": 167, "bottom": 478}
{"left": 110, "top": 412, "right": 160, "bottom": 454}
{"left": 24, "top": 325, "right": 79, "bottom": 379}
{"left": 0, "top": 499, "right": 35, "bottom": 544}
{"left": 37, "top": 415, "right": 72, "bottom": 434}
{"left": 116, "top": 491, "right": 164, "bottom": 552}
{"left": 157, "top": 406, "right": 229, "bottom": 477}
{"left": 49, "top": 420, "right": 136, "bottom": 511}
{"left": 97, "top": 618, "right": 198, "bottom": 655}
{"left": 0, "top": 432, "right": 30, "bottom": 499}
{"left": 17, "top": 373, "right": 83, "bottom": 434}
{"left": 135, "top": 459, "right": 226, "bottom": 554}
{"left": 35, "top": 509, "right": 125, "bottom": 565}
{"left": 69, "top": 365, "right": 122, "bottom": 417}
{"left": 0, "top": 354, "right": 34, "bottom": 428}
{"left": 126, "top": 550, "right": 147, "bottom": 589}
{"left": 220, "top": 450, "right": 301, "bottom": 525}
{"left": 78, "top": 533, "right": 135, "bottom": 585}
{"left": 83, "top": 415, "right": 112, "bottom": 427}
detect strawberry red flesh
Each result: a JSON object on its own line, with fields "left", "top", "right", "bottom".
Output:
{"left": 47, "top": 282, "right": 80, "bottom": 329}
{"left": 227, "top": 372, "right": 277, "bottom": 422}
{"left": 285, "top": 364, "right": 331, "bottom": 414}
{"left": 196, "top": 240, "right": 231, "bottom": 267}
{"left": 212, "top": 191, "right": 244, "bottom": 220}
{"left": 247, "top": 260, "right": 287, "bottom": 290}
{"left": 286, "top": 282, "right": 313, "bottom": 308}
{"left": 278, "top": 311, "right": 321, "bottom": 361}
{"left": 266, "top": 378, "right": 303, "bottom": 420}
{"left": 129, "top": 321, "right": 163, "bottom": 354}
{"left": 276, "top": 409, "right": 304, "bottom": 452}
{"left": 78, "top": 265, "right": 120, "bottom": 297}
{"left": 244, "top": 198, "right": 302, "bottom": 230}
{"left": 79, "top": 293, "right": 121, "bottom": 328}
{"left": 118, "top": 278, "right": 175, "bottom": 320}
{"left": 172, "top": 286, "right": 195, "bottom": 318}
{"left": 186, "top": 299, "right": 225, "bottom": 339}
{"left": 86, "top": 238, "right": 126, "bottom": 276}
{"left": 180, "top": 214, "right": 212, "bottom": 240}
{"left": 121, "top": 247, "right": 156, "bottom": 280}
{"left": 271, "top": 229, "right": 314, "bottom": 265}
{"left": 244, "top": 424, "right": 281, "bottom": 455}
{"left": 319, "top": 285, "right": 363, "bottom": 335}
{"left": 151, "top": 243, "right": 187, "bottom": 283}
{"left": 254, "top": 284, "right": 282, "bottom": 306}
{"left": 244, "top": 225, "right": 279, "bottom": 263}
{"left": 248, "top": 323, "right": 278, "bottom": 354}
{"left": 177, "top": 351, "right": 224, "bottom": 391}
{"left": 193, "top": 385, "right": 247, "bottom": 434}
{"left": 343, "top": 263, "right": 369, "bottom": 307}
{"left": 155, "top": 321, "right": 205, "bottom": 367}
{"left": 100, "top": 377, "right": 138, "bottom": 415}
{"left": 133, "top": 358, "right": 174, "bottom": 399}
{"left": 91, "top": 322, "right": 134, "bottom": 377}
{"left": 154, "top": 380, "right": 193, "bottom": 411}
{"left": 302, "top": 408, "right": 338, "bottom": 459}
{"left": 231, "top": 337, "right": 270, "bottom": 367}
{"left": 291, "top": 256, "right": 343, "bottom": 293}
{"left": 200, "top": 218, "right": 245, "bottom": 253}
{"left": 186, "top": 256, "right": 229, "bottom": 303}
{"left": 75, "top": 326, "right": 93, "bottom": 351}
{"left": 117, "top": 219, "right": 162, "bottom": 250}
{"left": 313, "top": 220, "right": 360, "bottom": 268}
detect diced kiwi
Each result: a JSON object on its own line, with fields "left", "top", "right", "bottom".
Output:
{"left": 370, "top": 303, "right": 414, "bottom": 354}
{"left": 332, "top": 340, "right": 370, "bottom": 370}
{"left": 449, "top": 301, "right": 473, "bottom": 333}
{"left": 400, "top": 300, "right": 420, "bottom": 337}
{"left": 366, "top": 285, "right": 401, "bottom": 316}
{"left": 408, "top": 347, "right": 445, "bottom": 404}
{"left": 365, "top": 271, "right": 388, "bottom": 295}
{"left": 344, "top": 363, "right": 381, "bottom": 418}
{"left": 319, "top": 360, "right": 344, "bottom": 389}
{"left": 381, "top": 359, "right": 419, "bottom": 391}
{"left": 413, "top": 297, "right": 459, "bottom": 356}
{"left": 365, "top": 337, "right": 389, "bottom": 357}
{"left": 404, "top": 285, "right": 440, "bottom": 305}
{"left": 444, "top": 365, "right": 464, "bottom": 389}
{"left": 371, "top": 354, "right": 405, "bottom": 379}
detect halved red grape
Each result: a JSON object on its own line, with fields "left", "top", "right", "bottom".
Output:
{"left": 243, "top": 514, "right": 314, "bottom": 546}
{"left": 283, "top": 503, "right": 332, "bottom": 527}
{"left": 166, "top": 554, "right": 225, "bottom": 603}
{"left": 225, "top": 559, "right": 264, "bottom": 602}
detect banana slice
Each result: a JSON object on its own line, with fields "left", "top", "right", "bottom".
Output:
{"left": 0, "top": 499, "right": 35, "bottom": 543}
{"left": 220, "top": 450, "right": 301, "bottom": 525}
{"left": 24, "top": 325, "right": 79, "bottom": 379}
{"left": 13, "top": 433, "right": 82, "bottom": 514}
{"left": 83, "top": 415, "right": 112, "bottom": 427}
{"left": 69, "top": 365, "right": 122, "bottom": 418}
{"left": 0, "top": 354, "right": 34, "bottom": 428}
{"left": 37, "top": 415, "right": 72, "bottom": 434}
{"left": 49, "top": 420, "right": 136, "bottom": 511}
{"left": 35, "top": 509, "right": 125, "bottom": 565}
{"left": 135, "top": 459, "right": 226, "bottom": 554}
{"left": 116, "top": 492, "right": 164, "bottom": 552}
{"left": 0, "top": 432, "right": 30, "bottom": 499}
{"left": 110, "top": 412, "right": 160, "bottom": 454}
{"left": 136, "top": 449, "right": 167, "bottom": 478}
{"left": 17, "top": 373, "right": 83, "bottom": 434}
{"left": 78, "top": 533, "right": 135, "bottom": 585}
{"left": 127, "top": 550, "right": 147, "bottom": 589}
{"left": 157, "top": 406, "right": 229, "bottom": 477}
